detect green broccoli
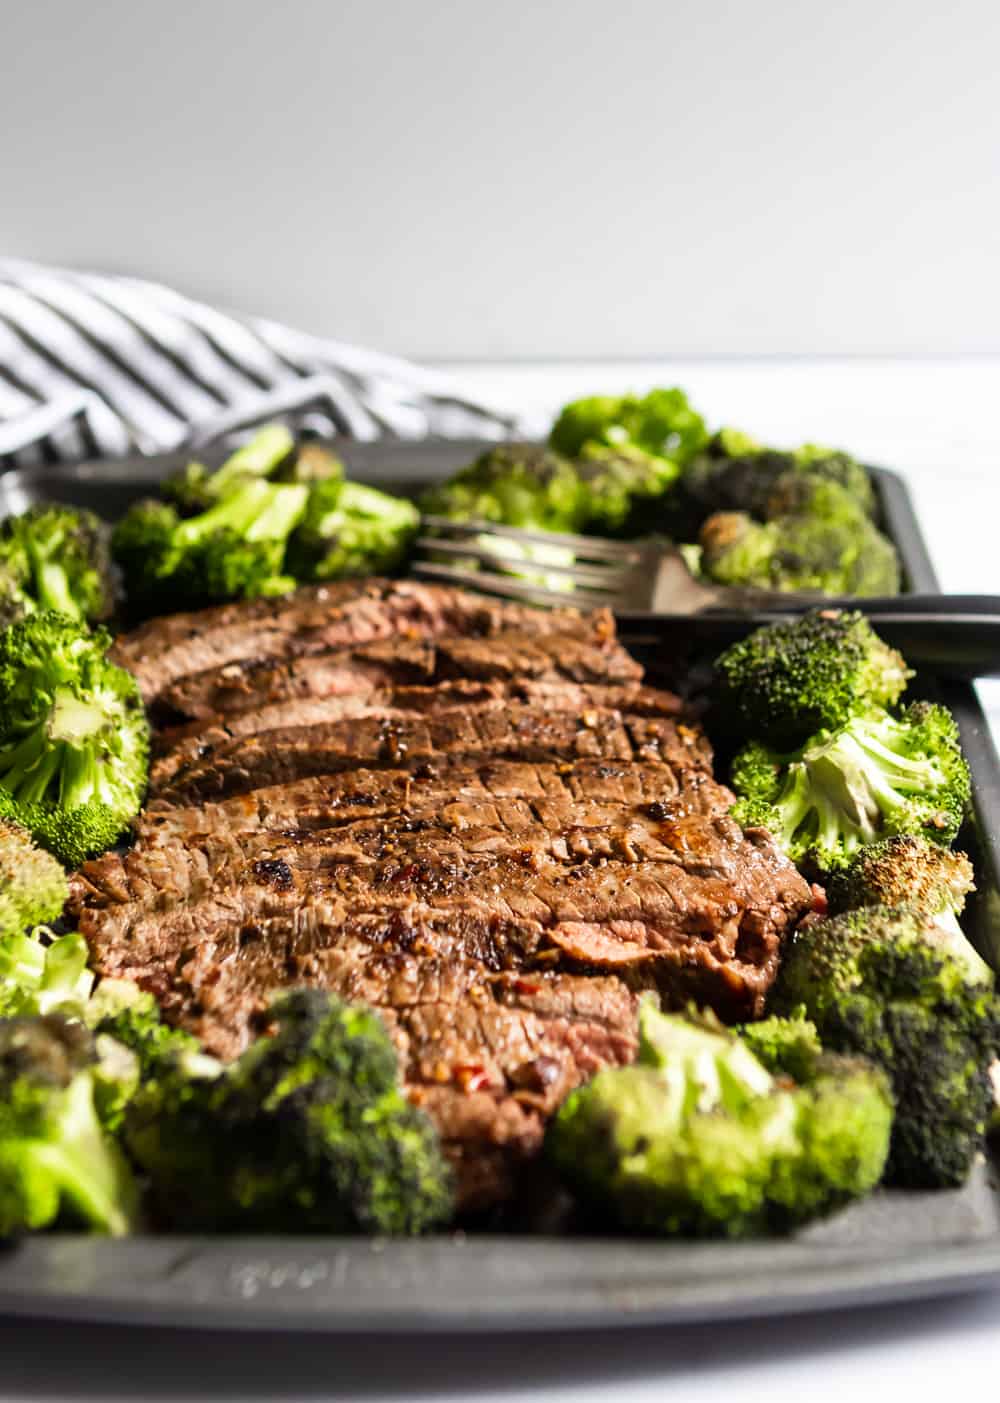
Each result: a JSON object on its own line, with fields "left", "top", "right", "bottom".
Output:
{"left": 730, "top": 701, "right": 970, "bottom": 876}
{"left": 86, "top": 976, "right": 202, "bottom": 1078}
{"left": 0, "top": 930, "right": 94, "bottom": 1022}
{"left": 287, "top": 477, "right": 419, "bottom": 581}
{"left": 113, "top": 477, "right": 308, "bottom": 612}
{"left": 772, "top": 906, "right": 1000, "bottom": 1187}
{"left": 124, "top": 989, "right": 453, "bottom": 1234}
{"left": 0, "top": 1013, "right": 138, "bottom": 1235}
{"left": 574, "top": 441, "right": 681, "bottom": 535}
{"left": 827, "top": 836, "right": 989, "bottom": 985}
{"left": 163, "top": 424, "right": 296, "bottom": 512}
{"left": 680, "top": 430, "right": 877, "bottom": 528}
{"left": 699, "top": 506, "right": 901, "bottom": 597}
{"left": 0, "top": 564, "right": 32, "bottom": 630}
{"left": 0, "top": 613, "right": 150, "bottom": 866}
{"left": 420, "top": 443, "right": 588, "bottom": 532}
{"left": 546, "top": 1001, "right": 892, "bottom": 1236}
{"left": 549, "top": 387, "right": 707, "bottom": 465}
{"left": 0, "top": 820, "right": 68, "bottom": 941}
{"left": 713, "top": 609, "right": 911, "bottom": 748}
{"left": 0, "top": 505, "right": 117, "bottom": 624}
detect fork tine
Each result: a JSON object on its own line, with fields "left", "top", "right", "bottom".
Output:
{"left": 410, "top": 562, "right": 619, "bottom": 609}
{"left": 413, "top": 536, "right": 633, "bottom": 589}
{"left": 419, "top": 515, "right": 642, "bottom": 561}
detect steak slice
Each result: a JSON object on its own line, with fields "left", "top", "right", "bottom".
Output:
{"left": 153, "top": 620, "right": 641, "bottom": 725}
{"left": 114, "top": 579, "right": 596, "bottom": 706}
{"left": 149, "top": 679, "right": 681, "bottom": 789}
{"left": 155, "top": 705, "right": 712, "bottom": 802}
{"left": 137, "top": 758, "right": 732, "bottom": 847}
{"left": 75, "top": 817, "right": 810, "bottom": 1030}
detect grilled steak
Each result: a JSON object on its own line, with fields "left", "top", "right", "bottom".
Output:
{"left": 84, "top": 580, "right": 812, "bottom": 1211}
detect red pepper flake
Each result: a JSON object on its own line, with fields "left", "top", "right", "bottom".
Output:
{"left": 513, "top": 978, "right": 541, "bottom": 996}
{"left": 454, "top": 1063, "right": 492, "bottom": 1093}
{"left": 810, "top": 883, "right": 828, "bottom": 915}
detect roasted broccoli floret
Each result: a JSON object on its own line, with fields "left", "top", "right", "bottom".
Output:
{"left": 680, "top": 430, "right": 877, "bottom": 529}
{"left": 0, "top": 821, "right": 68, "bottom": 941}
{"left": 573, "top": 442, "right": 680, "bottom": 535}
{"left": 0, "top": 1013, "right": 138, "bottom": 1235}
{"left": 113, "top": 477, "right": 308, "bottom": 612}
{"left": 827, "top": 836, "right": 988, "bottom": 984}
{"left": 730, "top": 701, "right": 970, "bottom": 876}
{"left": 125, "top": 989, "right": 453, "bottom": 1234}
{"left": 0, "top": 930, "right": 93, "bottom": 1022}
{"left": 0, "top": 613, "right": 150, "bottom": 866}
{"left": 0, "top": 504, "right": 117, "bottom": 624}
{"left": 87, "top": 976, "right": 201, "bottom": 1079}
{"left": 163, "top": 424, "right": 296, "bottom": 512}
{"left": 772, "top": 906, "right": 1000, "bottom": 1187}
{"left": 549, "top": 387, "right": 707, "bottom": 467}
{"left": 421, "top": 443, "right": 588, "bottom": 532}
{"left": 713, "top": 609, "right": 911, "bottom": 748}
{"left": 545, "top": 1001, "right": 892, "bottom": 1236}
{"left": 287, "top": 478, "right": 419, "bottom": 581}
{"left": 699, "top": 506, "right": 901, "bottom": 597}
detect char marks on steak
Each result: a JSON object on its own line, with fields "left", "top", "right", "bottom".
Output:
{"left": 87, "top": 580, "right": 812, "bottom": 1210}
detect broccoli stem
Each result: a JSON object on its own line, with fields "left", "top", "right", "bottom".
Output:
{"left": 244, "top": 484, "right": 308, "bottom": 542}
{"left": 174, "top": 480, "right": 273, "bottom": 546}
{"left": 32, "top": 559, "right": 82, "bottom": 621}
{"left": 30, "top": 1074, "right": 137, "bottom": 1234}
{"left": 209, "top": 425, "right": 294, "bottom": 492}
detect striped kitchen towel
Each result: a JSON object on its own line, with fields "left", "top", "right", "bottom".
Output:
{"left": 0, "top": 259, "right": 528, "bottom": 469}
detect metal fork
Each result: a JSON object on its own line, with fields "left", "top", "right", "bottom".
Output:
{"left": 412, "top": 516, "right": 1000, "bottom": 680}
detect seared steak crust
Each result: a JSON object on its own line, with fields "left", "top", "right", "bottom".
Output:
{"left": 85, "top": 580, "right": 812, "bottom": 1210}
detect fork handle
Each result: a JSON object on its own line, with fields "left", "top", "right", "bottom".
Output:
{"left": 617, "top": 602, "right": 1000, "bottom": 681}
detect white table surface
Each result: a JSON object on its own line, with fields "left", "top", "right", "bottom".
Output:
{"left": 3, "top": 357, "right": 999, "bottom": 1402}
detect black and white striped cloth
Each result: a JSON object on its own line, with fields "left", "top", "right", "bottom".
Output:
{"left": 0, "top": 259, "right": 529, "bottom": 469}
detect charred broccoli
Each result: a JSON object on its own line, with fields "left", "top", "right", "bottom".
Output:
{"left": 546, "top": 1001, "right": 892, "bottom": 1236}
{"left": 680, "top": 429, "right": 877, "bottom": 527}
{"left": 0, "top": 504, "right": 117, "bottom": 624}
{"left": 163, "top": 424, "right": 296, "bottom": 512}
{"left": 772, "top": 906, "right": 1000, "bottom": 1187}
{"left": 0, "top": 613, "right": 150, "bottom": 866}
{"left": 287, "top": 477, "right": 419, "bottom": 581}
{"left": 713, "top": 609, "right": 910, "bottom": 748}
{"left": 0, "top": 821, "right": 68, "bottom": 941}
{"left": 730, "top": 701, "right": 970, "bottom": 875}
{"left": 113, "top": 477, "right": 308, "bottom": 611}
{"left": 827, "top": 836, "right": 988, "bottom": 984}
{"left": 699, "top": 504, "right": 900, "bottom": 597}
{"left": 125, "top": 989, "right": 453, "bottom": 1234}
{"left": 420, "top": 443, "right": 589, "bottom": 532}
{"left": 549, "top": 387, "right": 707, "bottom": 466}
{"left": 0, "top": 1013, "right": 138, "bottom": 1235}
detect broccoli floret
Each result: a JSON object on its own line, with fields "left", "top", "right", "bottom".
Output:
{"left": 0, "top": 505, "right": 118, "bottom": 625}
{"left": 827, "top": 836, "right": 988, "bottom": 984}
{"left": 713, "top": 609, "right": 911, "bottom": 748}
{"left": 0, "top": 613, "right": 150, "bottom": 867}
{"left": 699, "top": 507, "right": 901, "bottom": 597}
{"left": 546, "top": 1002, "right": 891, "bottom": 1236}
{"left": 287, "top": 478, "right": 419, "bottom": 581}
{"left": 574, "top": 442, "right": 681, "bottom": 535}
{"left": 124, "top": 989, "right": 453, "bottom": 1234}
{"left": 163, "top": 424, "right": 296, "bottom": 512}
{"left": 87, "top": 976, "right": 201, "bottom": 1078}
{"left": 113, "top": 478, "right": 308, "bottom": 612}
{"left": 737, "top": 1011, "right": 826, "bottom": 1083}
{"left": 0, "top": 820, "right": 68, "bottom": 940}
{"left": 549, "top": 388, "right": 707, "bottom": 465}
{"left": 421, "top": 443, "right": 588, "bottom": 532}
{"left": 730, "top": 702, "right": 970, "bottom": 876}
{"left": 680, "top": 431, "right": 877, "bottom": 528}
{"left": 772, "top": 906, "right": 1000, "bottom": 1187}
{"left": 0, "top": 930, "right": 94, "bottom": 1023}
{"left": 0, "top": 1013, "right": 138, "bottom": 1234}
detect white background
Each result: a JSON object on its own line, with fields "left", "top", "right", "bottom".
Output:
{"left": 3, "top": 0, "right": 999, "bottom": 359}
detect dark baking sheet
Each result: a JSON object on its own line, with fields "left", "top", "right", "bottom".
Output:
{"left": 0, "top": 440, "right": 997, "bottom": 1333}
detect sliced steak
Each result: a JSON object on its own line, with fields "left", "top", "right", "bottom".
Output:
{"left": 150, "top": 679, "right": 681, "bottom": 789}
{"left": 114, "top": 579, "right": 595, "bottom": 706}
{"left": 155, "top": 705, "right": 712, "bottom": 803}
{"left": 137, "top": 758, "right": 732, "bottom": 848}
{"left": 75, "top": 816, "right": 809, "bottom": 1031}
{"left": 153, "top": 620, "right": 640, "bottom": 725}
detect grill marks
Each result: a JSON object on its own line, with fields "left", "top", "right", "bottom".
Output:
{"left": 80, "top": 580, "right": 812, "bottom": 1211}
